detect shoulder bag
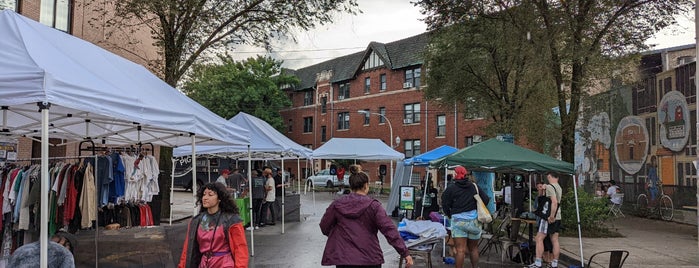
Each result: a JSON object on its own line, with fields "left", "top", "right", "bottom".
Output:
{"left": 473, "top": 182, "right": 492, "bottom": 224}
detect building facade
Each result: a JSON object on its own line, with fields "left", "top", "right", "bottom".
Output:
{"left": 579, "top": 44, "right": 697, "bottom": 223}
{"left": 281, "top": 33, "right": 489, "bottom": 182}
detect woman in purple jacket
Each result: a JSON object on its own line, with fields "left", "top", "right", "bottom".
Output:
{"left": 320, "top": 165, "right": 413, "bottom": 268}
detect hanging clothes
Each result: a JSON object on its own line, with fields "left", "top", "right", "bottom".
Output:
{"left": 79, "top": 162, "right": 97, "bottom": 229}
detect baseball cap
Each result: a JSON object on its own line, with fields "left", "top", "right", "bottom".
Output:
{"left": 454, "top": 166, "right": 468, "bottom": 180}
{"left": 221, "top": 169, "right": 231, "bottom": 175}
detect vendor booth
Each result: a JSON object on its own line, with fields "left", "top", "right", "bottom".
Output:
{"left": 174, "top": 112, "right": 312, "bottom": 255}
{"left": 430, "top": 138, "right": 582, "bottom": 265}
{"left": 0, "top": 10, "right": 251, "bottom": 266}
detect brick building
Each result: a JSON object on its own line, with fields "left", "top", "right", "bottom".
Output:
{"left": 281, "top": 33, "right": 489, "bottom": 183}
{"left": 2, "top": 0, "right": 161, "bottom": 160}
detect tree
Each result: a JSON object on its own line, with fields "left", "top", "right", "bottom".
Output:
{"left": 415, "top": 0, "right": 692, "bottom": 162}
{"left": 183, "top": 55, "right": 296, "bottom": 132}
{"left": 421, "top": 7, "right": 558, "bottom": 149}
{"left": 97, "top": 0, "right": 358, "bottom": 87}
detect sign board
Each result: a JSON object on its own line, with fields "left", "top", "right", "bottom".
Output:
{"left": 399, "top": 186, "right": 415, "bottom": 210}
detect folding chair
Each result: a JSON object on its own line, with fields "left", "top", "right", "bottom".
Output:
{"left": 587, "top": 250, "right": 629, "bottom": 268}
{"left": 399, "top": 237, "right": 441, "bottom": 268}
{"left": 478, "top": 216, "right": 512, "bottom": 261}
{"left": 608, "top": 193, "right": 625, "bottom": 217}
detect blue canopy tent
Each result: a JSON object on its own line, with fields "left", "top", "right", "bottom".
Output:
{"left": 386, "top": 145, "right": 457, "bottom": 217}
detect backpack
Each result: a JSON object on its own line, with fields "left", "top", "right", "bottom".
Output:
{"left": 533, "top": 193, "right": 551, "bottom": 219}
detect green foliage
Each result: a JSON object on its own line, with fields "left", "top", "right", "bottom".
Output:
{"left": 415, "top": 0, "right": 693, "bottom": 162}
{"left": 560, "top": 187, "right": 613, "bottom": 237}
{"left": 182, "top": 55, "right": 296, "bottom": 132}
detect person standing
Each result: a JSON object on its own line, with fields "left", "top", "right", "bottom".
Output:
{"left": 178, "top": 182, "right": 249, "bottom": 268}
{"left": 261, "top": 168, "right": 276, "bottom": 226}
{"left": 528, "top": 172, "right": 562, "bottom": 268}
{"left": 216, "top": 169, "right": 232, "bottom": 190}
{"left": 320, "top": 165, "right": 413, "bottom": 267}
{"left": 250, "top": 170, "right": 266, "bottom": 229}
{"left": 229, "top": 168, "right": 246, "bottom": 193}
{"left": 441, "top": 166, "right": 489, "bottom": 268}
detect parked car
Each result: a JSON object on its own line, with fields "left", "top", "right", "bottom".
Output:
{"left": 306, "top": 169, "right": 349, "bottom": 188}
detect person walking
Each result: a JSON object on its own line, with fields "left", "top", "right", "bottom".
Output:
{"left": 320, "top": 165, "right": 413, "bottom": 268}
{"left": 178, "top": 182, "right": 249, "bottom": 268}
{"left": 441, "top": 166, "right": 489, "bottom": 268}
{"left": 528, "top": 172, "right": 562, "bottom": 268}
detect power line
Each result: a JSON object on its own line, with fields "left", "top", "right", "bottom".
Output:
{"left": 234, "top": 47, "right": 365, "bottom": 54}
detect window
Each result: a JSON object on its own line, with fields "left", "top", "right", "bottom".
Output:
{"left": 321, "top": 96, "right": 327, "bottom": 114}
{"left": 380, "top": 74, "right": 387, "bottom": 91}
{"left": 40, "top": 0, "right": 71, "bottom": 32}
{"left": 337, "top": 112, "right": 350, "bottom": 130}
{"left": 404, "top": 67, "right": 421, "bottom": 88}
{"left": 436, "top": 115, "right": 446, "bottom": 137}
{"left": 404, "top": 103, "right": 421, "bottom": 124}
{"left": 404, "top": 139, "right": 421, "bottom": 158}
{"left": 321, "top": 126, "right": 327, "bottom": 142}
{"left": 362, "top": 51, "right": 385, "bottom": 70}
{"left": 361, "top": 109, "right": 370, "bottom": 125}
{"left": 303, "top": 117, "right": 313, "bottom": 133}
{"left": 1, "top": 0, "right": 18, "bottom": 11}
{"left": 364, "top": 77, "right": 371, "bottom": 94}
{"left": 338, "top": 83, "right": 350, "bottom": 100}
{"left": 288, "top": 119, "right": 292, "bottom": 132}
{"left": 379, "top": 107, "right": 386, "bottom": 123}
{"left": 465, "top": 136, "right": 473, "bottom": 147}
{"left": 304, "top": 91, "right": 314, "bottom": 106}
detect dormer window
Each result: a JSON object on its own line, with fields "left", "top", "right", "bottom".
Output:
{"left": 362, "top": 51, "right": 384, "bottom": 70}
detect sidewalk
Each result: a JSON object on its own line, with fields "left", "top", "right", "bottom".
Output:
{"left": 559, "top": 216, "right": 698, "bottom": 267}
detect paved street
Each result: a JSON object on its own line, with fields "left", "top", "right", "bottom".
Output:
{"left": 73, "top": 189, "right": 529, "bottom": 267}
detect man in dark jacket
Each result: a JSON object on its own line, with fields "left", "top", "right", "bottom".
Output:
{"left": 441, "top": 166, "right": 490, "bottom": 268}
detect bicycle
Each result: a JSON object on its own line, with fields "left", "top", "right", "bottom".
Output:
{"left": 636, "top": 184, "right": 673, "bottom": 221}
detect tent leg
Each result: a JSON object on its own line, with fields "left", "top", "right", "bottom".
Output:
{"left": 573, "top": 175, "right": 584, "bottom": 267}
{"left": 40, "top": 104, "right": 49, "bottom": 268}
{"left": 191, "top": 135, "right": 197, "bottom": 217}
{"left": 281, "top": 158, "right": 285, "bottom": 234}
{"left": 248, "top": 146, "right": 254, "bottom": 256}
{"left": 170, "top": 158, "right": 175, "bottom": 225}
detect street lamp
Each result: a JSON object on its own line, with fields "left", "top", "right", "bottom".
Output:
{"left": 357, "top": 110, "right": 394, "bottom": 188}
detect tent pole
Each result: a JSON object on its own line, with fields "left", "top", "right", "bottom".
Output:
{"left": 248, "top": 146, "right": 255, "bottom": 256}
{"left": 207, "top": 158, "right": 210, "bottom": 183}
{"left": 39, "top": 103, "right": 49, "bottom": 268}
{"left": 297, "top": 158, "right": 301, "bottom": 195}
{"left": 442, "top": 165, "right": 448, "bottom": 258}
{"left": 94, "top": 154, "right": 99, "bottom": 268}
{"left": 281, "top": 157, "right": 285, "bottom": 234}
{"left": 191, "top": 135, "right": 197, "bottom": 217}
{"left": 170, "top": 158, "right": 175, "bottom": 225}
{"left": 573, "top": 175, "right": 584, "bottom": 267}
{"left": 420, "top": 170, "right": 428, "bottom": 218}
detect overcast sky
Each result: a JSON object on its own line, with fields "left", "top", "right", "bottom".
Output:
{"left": 233, "top": 1, "right": 696, "bottom": 70}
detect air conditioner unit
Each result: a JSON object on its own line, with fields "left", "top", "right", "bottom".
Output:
{"left": 403, "top": 82, "right": 413, "bottom": 89}
{"left": 403, "top": 118, "right": 413, "bottom": 124}
{"left": 338, "top": 95, "right": 345, "bottom": 100}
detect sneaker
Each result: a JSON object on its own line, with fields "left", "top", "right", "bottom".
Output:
{"left": 254, "top": 226, "right": 259, "bottom": 230}
{"left": 245, "top": 226, "right": 254, "bottom": 231}
{"left": 525, "top": 264, "right": 541, "bottom": 268}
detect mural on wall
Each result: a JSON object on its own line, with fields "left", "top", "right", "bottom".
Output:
{"left": 658, "top": 91, "right": 690, "bottom": 152}
{"left": 614, "top": 116, "right": 649, "bottom": 174}
{"left": 578, "top": 112, "right": 612, "bottom": 181}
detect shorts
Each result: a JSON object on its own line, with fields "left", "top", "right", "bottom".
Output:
{"left": 450, "top": 218, "right": 482, "bottom": 240}
{"left": 537, "top": 219, "right": 562, "bottom": 235}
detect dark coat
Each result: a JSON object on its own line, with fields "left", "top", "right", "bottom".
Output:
{"left": 320, "top": 193, "right": 408, "bottom": 266}
{"left": 442, "top": 180, "right": 490, "bottom": 218}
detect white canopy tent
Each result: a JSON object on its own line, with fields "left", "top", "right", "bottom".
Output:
{"left": 0, "top": 10, "right": 251, "bottom": 266}
{"left": 174, "top": 112, "right": 313, "bottom": 254}
{"left": 311, "top": 138, "right": 405, "bottom": 160}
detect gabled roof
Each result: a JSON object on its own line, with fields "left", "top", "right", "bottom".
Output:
{"left": 286, "top": 32, "right": 430, "bottom": 91}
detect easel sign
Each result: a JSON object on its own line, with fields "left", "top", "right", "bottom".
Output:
{"left": 399, "top": 186, "right": 415, "bottom": 210}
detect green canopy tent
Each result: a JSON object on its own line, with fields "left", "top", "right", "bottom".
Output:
{"left": 430, "top": 139, "right": 584, "bottom": 267}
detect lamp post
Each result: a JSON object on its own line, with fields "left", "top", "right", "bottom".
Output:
{"left": 358, "top": 110, "right": 394, "bottom": 187}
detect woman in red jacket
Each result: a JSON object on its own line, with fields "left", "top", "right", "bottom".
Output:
{"left": 320, "top": 165, "right": 413, "bottom": 267}
{"left": 179, "top": 182, "right": 249, "bottom": 268}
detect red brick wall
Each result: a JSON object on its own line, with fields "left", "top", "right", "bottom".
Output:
{"left": 280, "top": 65, "right": 490, "bottom": 185}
